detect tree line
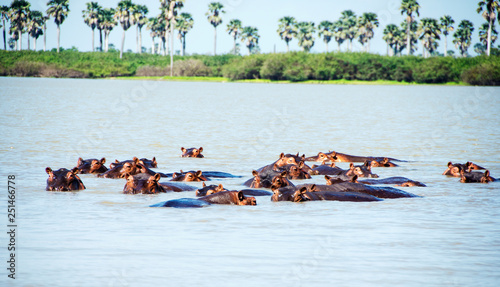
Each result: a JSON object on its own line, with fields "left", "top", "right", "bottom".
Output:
{"left": 1, "top": 0, "right": 499, "bottom": 58}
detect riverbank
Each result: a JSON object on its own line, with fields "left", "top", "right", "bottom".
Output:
{"left": 1, "top": 50, "right": 498, "bottom": 86}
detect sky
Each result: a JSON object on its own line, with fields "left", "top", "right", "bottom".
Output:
{"left": 1, "top": 0, "right": 493, "bottom": 56}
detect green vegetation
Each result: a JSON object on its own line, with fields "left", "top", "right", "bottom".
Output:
{"left": 1, "top": 50, "right": 500, "bottom": 85}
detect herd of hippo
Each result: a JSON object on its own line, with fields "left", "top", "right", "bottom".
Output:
{"left": 45, "top": 147, "right": 497, "bottom": 208}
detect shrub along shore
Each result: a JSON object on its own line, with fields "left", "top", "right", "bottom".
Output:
{"left": 1, "top": 50, "right": 499, "bottom": 86}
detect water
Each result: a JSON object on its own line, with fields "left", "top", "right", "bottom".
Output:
{"left": 0, "top": 77, "right": 499, "bottom": 287}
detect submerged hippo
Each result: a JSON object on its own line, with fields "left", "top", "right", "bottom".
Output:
{"left": 257, "top": 153, "right": 310, "bottom": 173}
{"left": 309, "top": 162, "right": 346, "bottom": 176}
{"left": 321, "top": 180, "right": 419, "bottom": 199}
{"left": 270, "top": 185, "right": 382, "bottom": 202}
{"left": 196, "top": 183, "right": 227, "bottom": 196}
{"left": 243, "top": 170, "right": 294, "bottom": 188}
{"left": 277, "top": 162, "right": 312, "bottom": 180}
{"left": 150, "top": 191, "right": 257, "bottom": 208}
{"left": 99, "top": 161, "right": 155, "bottom": 179}
{"left": 123, "top": 173, "right": 166, "bottom": 194}
{"left": 345, "top": 162, "right": 379, "bottom": 178}
{"left": 359, "top": 177, "right": 426, "bottom": 187}
{"left": 170, "top": 170, "right": 209, "bottom": 182}
{"left": 181, "top": 147, "right": 204, "bottom": 158}
{"left": 368, "top": 158, "right": 398, "bottom": 167}
{"left": 443, "top": 161, "right": 486, "bottom": 177}
{"left": 76, "top": 157, "right": 108, "bottom": 174}
{"left": 305, "top": 150, "right": 402, "bottom": 163}
{"left": 109, "top": 157, "right": 157, "bottom": 169}
{"left": 460, "top": 170, "right": 495, "bottom": 183}
{"left": 46, "top": 167, "right": 85, "bottom": 191}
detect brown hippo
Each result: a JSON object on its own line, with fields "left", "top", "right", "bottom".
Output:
{"left": 243, "top": 170, "right": 294, "bottom": 188}
{"left": 309, "top": 162, "right": 346, "bottom": 176}
{"left": 170, "top": 170, "right": 208, "bottom": 182}
{"left": 320, "top": 180, "right": 419, "bottom": 198}
{"left": 123, "top": 173, "right": 166, "bottom": 194}
{"left": 324, "top": 174, "right": 358, "bottom": 184}
{"left": 345, "top": 162, "right": 379, "bottom": 178}
{"left": 305, "top": 150, "right": 402, "bottom": 163}
{"left": 271, "top": 185, "right": 310, "bottom": 202}
{"left": 109, "top": 157, "right": 157, "bottom": 169}
{"left": 460, "top": 170, "right": 495, "bottom": 183}
{"left": 276, "top": 162, "right": 312, "bottom": 180}
{"left": 76, "top": 157, "right": 108, "bottom": 174}
{"left": 181, "top": 147, "right": 204, "bottom": 158}
{"left": 368, "top": 158, "right": 398, "bottom": 167}
{"left": 359, "top": 177, "right": 426, "bottom": 187}
{"left": 151, "top": 191, "right": 257, "bottom": 208}
{"left": 271, "top": 185, "right": 382, "bottom": 202}
{"left": 46, "top": 167, "right": 86, "bottom": 191}
{"left": 98, "top": 161, "right": 145, "bottom": 179}
{"left": 196, "top": 183, "right": 227, "bottom": 196}
{"left": 257, "top": 153, "right": 311, "bottom": 173}
{"left": 443, "top": 161, "right": 486, "bottom": 177}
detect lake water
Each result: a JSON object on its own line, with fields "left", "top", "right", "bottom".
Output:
{"left": 0, "top": 77, "right": 499, "bottom": 287}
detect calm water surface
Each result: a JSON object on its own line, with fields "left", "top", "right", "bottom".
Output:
{"left": 0, "top": 77, "right": 499, "bottom": 287}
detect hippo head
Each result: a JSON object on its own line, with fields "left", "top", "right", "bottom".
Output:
{"left": 171, "top": 170, "right": 208, "bottom": 182}
{"left": 109, "top": 157, "right": 140, "bottom": 169}
{"left": 369, "top": 158, "right": 397, "bottom": 168}
{"left": 397, "top": 181, "right": 426, "bottom": 187}
{"left": 442, "top": 162, "right": 463, "bottom": 177}
{"left": 181, "top": 147, "right": 204, "bottom": 158}
{"left": 46, "top": 167, "right": 86, "bottom": 191}
{"left": 465, "top": 161, "right": 485, "bottom": 171}
{"left": 291, "top": 187, "right": 312, "bottom": 202}
{"left": 460, "top": 170, "right": 495, "bottom": 183}
{"left": 277, "top": 162, "right": 312, "bottom": 180}
{"left": 236, "top": 191, "right": 257, "bottom": 205}
{"left": 196, "top": 183, "right": 226, "bottom": 196}
{"left": 138, "top": 157, "right": 157, "bottom": 168}
{"left": 346, "top": 162, "right": 379, "bottom": 178}
{"left": 76, "top": 157, "right": 108, "bottom": 174}
{"left": 123, "top": 173, "right": 165, "bottom": 194}
{"left": 275, "top": 153, "right": 306, "bottom": 168}
{"left": 325, "top": 174, "right": 358, "bottom": 185}
{"left": 271, "top": 171, "right": 293, "bottom": 188}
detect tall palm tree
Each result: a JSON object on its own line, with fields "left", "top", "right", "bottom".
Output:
{"left": 479, "top": 22, "right": 498, "bottom": 48}
{"left": 394, "top": 27, "right": 407, "bottom": 56}
{"left": 277, "top": 16, "right": 298, "bottom": 52}
{"left": 206, "top": 2, "right": 224, "bottom": 55}
{"left": 297, "top": 21, "right": 315, "bottom": 52}
{"left": 440, "top": 15, "right": 454, "bottom": 56}
{"left": 318, "top": 21, "right": 333, "bottom": 52}
{"left": 27, "top": 10, "right": 43, "bottom": 51}
{"left": 1, "top": 6, "right": 9, "bottom": 50}
{"left": 83, "top": 2, "right": 101, "bottom": 52}
{"left": 383, "top": 24, "right": 399, "bottom": 56}
{"left": 132, "top": 4, "right": 148, "bottom": 53}
{"left": 358, "top": 12, "right": 379, "bottom": 52}
{"left": 400, "top": 20, "right": 418, "bottom": 55}
{"left": 227, "top": 19, "right": 242, "bottom": 55}
{"left": 400, "top": 0, "right": 420, "bottom": 55}
{"left": 340, "top": 10, "right": 357, "bottom": 52}
{"left": 46, "top": 0, "right": 69, "bottom": 53}
{"left": 9, "top": 0, "right": 30, "bottom": 51}
{"left": 175, "top": 12, "right": 193, "bottom": 56}
{"left": 101, "top": 8, "right": 116, "bottom": 52}
{"left": 9, "top": 25, "right": 19, "bottom": 50}
{"left": 241, "top": 26, "right": 259, "bottom": 55}
{"left": 332, "top": 20, "right": 345, "bottom": 52}
{"left": 114, "top": 0, "right": 136, "bottom": 59}
{"left": 418, "top": 18, "right": 441, "bottom": 57}
{"left": 147, "top": 16, "right": 160, "bottom": 54}
{"left": 477, "top": 0, "right": 500, "bottom": 56}
{"left": 453, "top": 20, "right": 474, "bottom": 57}
{"left": 161, "top": 0, "right": 184, "bottom": 76}
{"left": 42, "top": 14, "right": 48, "bottom": 51}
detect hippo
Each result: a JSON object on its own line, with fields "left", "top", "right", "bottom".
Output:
{"left": 196, "top": 183, "right": 227, "bottom": 196}
{"left": 309, "top": 162, "right": 346, "bottom": 176}
{"left": 271, "top": 185, "right": 310, "bottom": 202}
{"left": 76, "top": 157, "right": 108, "bottom": 174}
{"left": 324, "top": 174, "right": 358, "bottom": 185}
{"left": 46, "top": 167, "right": 86, "bottom": 191}
{"left": 368, "top": 158, "right": 398, "bottom": 167}
{"left": 181, "top": 147, "right": 204, "bottom": 158}
{"left": 345, "top": 162, "right": 379, "bottom": 178}
{"left": 150, "top": 191, "right": 257, "bottom": 208}
{"left": 305, "top": 150, "right": 402, "bottom": 163}
{"left": 98, "top": 161, "right": 153, "bottom": 179}
{"left": 271, "top": 185, "right": 382, "bottom": 202}
{"left": 359, "top": 177, "right": 426, "bottom": 187}
{"left": 257, "top": 153, "right": 311, "bottom": 173}
{"left": 109, "top": 157, "right": 157, "bottom": 169}
{"left": 320, "top": 180, "right": 419, "bottom": 199}
{"left": 460, "top": 170, "right": 495, "bottom": 183}
{"left": 276, "top": 162, "right": 312, "bottom": 180}
{"left": 243, "top": 170, "right": 294, "bottom": 188}
{"left": 443, "top": 161, "right": 486, "bottom": 177}
{"left": 170, "top": 170, "right": 208, "bottom": 182}
{"left": 162, "top": 171, "right": 242, "bottom": 179}
{"left": 123, "top": 173, "right": 166, "bottom": 194}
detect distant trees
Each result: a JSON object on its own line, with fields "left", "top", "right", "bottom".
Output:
{"left": 400, "top": 0, "right": 420, "bottom": 55}
{"left": 206, "top": 2, "right": 224, "bottom": 55}
{"left": 318, "top": 21, "right": 333, "bottom": 52}
{"left": 27, "top": 10, "right": 44, "bottom": 50}
{"left": 227, "top": 19, "right": 242, "bottom": 55}
{"left": 440, "top": 15, "right": 455, "bottom": 56}
{"left": 9, "top": 0, "right": 31, "bottom": 50}
{"left": 133, "top": 4, "right": 148, "bottom": 54}
{"left": 46, "top": 0, "right": 69, "bottom": 53}
{"left": 453, "top": 20, "right": 475, "bottom": 57}
{"left": 1, "top": 5, "right": 9, "bottom": 50}
{"left": 418, "top": 18, "right": 441, "bottom": 57}
{"left": 478, "top": 22, "right": 498, "bottom": 53}
{"left": 358, "top": 12, "right": 379, "bottom": 52}
{"left": 82, "top": 2, "right": 101, "bottom": 52}
{"left": 277, "top": 16, "right": 298, "bottom": 52}
{"left": 176, "top": 12, "right": 193, "bottom": 56}
{"left": 340, "top": 10, "right": 357, "bottom": 52}
{"left": 114, "top": 0, "right": 135, "bottom": 59}
{"left": 241, "top": 26, "right": 259, "bottom": 54}
{"left": 476, "top": 0, "right": 500, "bottom": 56}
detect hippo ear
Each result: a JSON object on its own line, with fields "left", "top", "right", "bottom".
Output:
{"left": 273, "top": 163, "right": 279, "bottom": 170}
{"left": 271, "top": 184, "right": 279, "bottom": 193}
{"left": 217, "top": 184, "right": 224, "bottom": 191}
{"left": 447, "top": 161, "right": 453, "bottom": 167}
{"left": 132, "top": 157, "right": 138, "bottom": 163}
{"left": 237, "top": 191, "right": 245, "bottom": 201}
{"left": 485, "top": 170, "right": 490, "bottom": 177}
{"left": 310, "top": 184, "right": 317, "bottom": 192}
{"left": 77, "top": 157, "right": 83, "bottom": 166}
{"left": 324, "top": 175, "right": 331, "bottom": 182}
{"left": 298, "top": 161, "right": 304, "bottom": 169}
{"left": 279, "top": 152, "right": 285, "bottom": 159}
{"left": 172, "top": 173, "right": 177, "bottom": 179}
{"left": 351, "top": 175, "right": 358, "bottom": 183}
{"left": 349, "top": 163, "right": 354, "bottom": 169}
{"left": 280, "top": 171, "right": 288, "bottom": 177}
{"left": 181, "top": 147, "right": 187, "bottom": 153}
{"left": 301, "top": 154, "right": 305, "bottom": 159}
{"left": 299, "top": 186, "right": 308, "bottom": 194}
{"left": 252, "top": 170, "right": 259, "bottom": 177}
{"left": 153, "top": 173, "right": 161, "bottom": 182}
{"left": 330, "top": 162, "right": 336, "bottom": 168}
{"left": 199, "top": 147, "right": 203, "bottom": 153}
{"left": 100, "top": 158, "right": 106, "bottom": 164}
{"left": 115, "top": 159, "right": 120, "bottom": 163}
{"left": 125, "top": 173, "right": 134, "bottom": 181}
{"left": 202, "top": 182, "right": 206, "bottom": 187}
{"left": 363, "top": 160, "right": 369, "bottom": 167}
{"left": 195, "top": 170, "right": 203, "bottom": 178}
{"left": 71, "top": 167, "right": 79, "bottom": 174}
{"left": 152, "top": 157, "right": 157, "bottom": 164}
{"left": 46, "top": 167, "right": 53, "bottom": 174}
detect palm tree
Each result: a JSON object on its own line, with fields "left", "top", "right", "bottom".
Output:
{"left": 132, "top": 4, "right": 148, "bottom": 53}
{"left": 477, "top": 0, "right": 500, "bottom": 56}
{"left": 453, "top": 20, "right": 474, "bottom": 57}
{"left": 100, "top": 8, "right": 116, "bottom": 52}
{"left": 27, "top": 10, "right": 44, "bottom": 51}
{"left": 418, "top": 18, "right": 441, "bottom": 57}
{"left": 9, "top": 26, "right": 19, "bottom": 50}
{"left": 277, "top": 16, "right": 298, "bottom": 52}
{"left": 175, "top": 12, "right": 193, "bottom": 56}
{"left": 9, "top": 0, "right": 30, "bottom": 51}
{"left": 46, "top": 0, "right": 69, "bottom": 53}
{"left": 318, "top": 21, "right": 333, "bottom": 52}
{"left": 42, "top": 14, "right": 48, "bottom": 51}
{"left": 241, "top": 26, "right": 259, "bottom": 55}
{"left": 83, "top": 2, "right": 101, "bottom": 52}
{"left": 383, "top": 24, "right": 399, "bottom": 56}
{"left": 1, "top": 6, "right": 9, "bottom": 50}
{"left": 400, "top": 20, "right": 419, "bottom": 55}
{"left": 295, "top": 21, "right": 315, "bottom": 52}
{"left": 161, "top": 0, "right": 184, "bottom": 76}
{"left": 227, "top": 19, "right": 242, "bottom": 55}
{"left": 114, "top": 0, "right": 136, "bottom": 59}
{"left": 332, "top": 20, "right": 345, "bottom": 52}
{"left": 340, "top": 10, "right": 357, "bottom": 52}
{"left": 479, "top": 22, "right": 498, "bottom": 48}
{"left": 147, "top": 17, "right": 159, "bottom": 54}
{"left": 206, "top": 2, "right": 224, "bottom": 55}
{"left": 440, "top": 15, "right": 454, "bottom": 56}
{"left": 358, "top": 12, "right": 379, "bottom": 52}
{"left": 400, "top": 0, "right": 420, "bottom": 55}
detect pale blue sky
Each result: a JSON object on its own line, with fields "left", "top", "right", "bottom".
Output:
{"left": 3, "top": 0, "right": 493, "bottom": 55}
